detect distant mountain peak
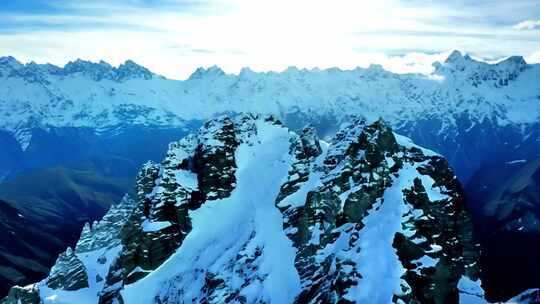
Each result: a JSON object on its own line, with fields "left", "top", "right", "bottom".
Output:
{"left": 440, "top": 50, "right": 528, "bottom": 73}
{"left": 64, "top": 59, "right": 111, "bottom": 73}
{"left": 433, "top": 50, "right": 530, "bottom": 87}
{"left": 363, "top": 63, "right": 393, "bottom": 78}
{"left": 504, "top": 55, "right": 526, "bottom": 65}
{"left": 497, "top": 55, "right": 527, "bottom": 71}
{"left": 239, "top": 67, "right": 256, "bottom": 78}
{"left": 115, "top": 59, "right": 153, "bottom": 81}
{"left": 283, "top": 66, "right": 301, "bottom": 74}
{"left": 188, "top": 65, "right": 225, "bottom": 80}
{"left": 0, "top": 56, "right": 155, "bottom": 82}
{"left": 445, "top": 50, "right": 471, "bottom": 64}
{"left": 61, "top": 58, "right": 154, "bottom": 81}
{"left": 0, "top": 56, "right": 23, "bottom": 70}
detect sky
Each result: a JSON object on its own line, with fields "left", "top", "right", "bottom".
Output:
{"left": 0, "top": 0, "right": 539, "bottom": 79}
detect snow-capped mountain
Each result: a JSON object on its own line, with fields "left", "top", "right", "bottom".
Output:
{"left": 0, "top": 51, "right": 539, "bottom": 182}
{"left": 0, "top": 56, "right": 177, "bottom": 152}
{"left": 3, "top": 115, "right": 488, "bottom": 303}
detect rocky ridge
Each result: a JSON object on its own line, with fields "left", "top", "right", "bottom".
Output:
{"left": 2, "top": 114, "right": 526, "bottom": 303}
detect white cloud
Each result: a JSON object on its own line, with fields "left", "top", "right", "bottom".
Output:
{"left": 513, "top": 20, "right": 540, "bottom": 30}
{"left": 526, "top": 51, "right": 540, "bottom": 63}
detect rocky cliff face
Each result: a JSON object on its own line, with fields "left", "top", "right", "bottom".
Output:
{"left": 3, "top": 115, "right": 497, "bottom": 303}
{"left": 275, "top": 119, "right": 481, "bottom": 304}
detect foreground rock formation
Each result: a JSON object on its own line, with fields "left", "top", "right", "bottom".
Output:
{"left": 4, "top": 114, "right": 518, "bottom": 303}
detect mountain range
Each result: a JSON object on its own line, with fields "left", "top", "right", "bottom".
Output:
{"left": 0, "top": 51, "right": 539, "bottom": 182}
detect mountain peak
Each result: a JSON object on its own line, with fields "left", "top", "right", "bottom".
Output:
{"left": 497, "top": 55, "right": 527, "bottom": 71}
{"left": 61, "top": 59, "right": 153, "bottom": 81}
{"left": 98, "top": 60, "right": 113, "bottom": 69}
{"left": 503, "top": 55, "right": 526, "bottom": 64}
{"left": 188, "top": 65, "right": 225, "bottom": 80}
{"left": 0, "top": 56, "right": 23, "bottom": 70}
{"left": 364, "top": 63, "right": 391, "bottom": 77}
{"left": 283, "top": 66, "right": 300, "bottom": 74}
{"left": 3, "top": 115, "right": 484, "bottom": 303}
{"left": 433, "top": 50, "right": 529, "bottom": 87}
{"left": 115, "top": 60, "right": 153, "bottom": 80}
{"left": 64, "top": 59, "right": 102, "bottom": 72}
{"left": 239, "top": 67, "right": 256, "bottom": 78}
{"left": 60, "top": 59, "right": 114, "bottom": 81}
{"left": 445, "top": 50, "right": 471, "bottom": 64}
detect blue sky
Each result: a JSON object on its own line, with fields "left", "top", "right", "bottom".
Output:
{"left": 0, "top": 0, "right": 539, "bottom": 79}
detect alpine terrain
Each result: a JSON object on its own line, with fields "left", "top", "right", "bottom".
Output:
{"left": 0, "top": 51, "right": 539, "bottom": 301}
{"left": 3, "top": 114, "right": 492, "bottom": 303}
{"left": 0, "top": 51, "right": 538, "bottom": 184}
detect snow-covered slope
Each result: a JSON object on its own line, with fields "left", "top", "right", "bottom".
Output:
{"left": 3, "top": 114, "right": 492, "bottom": 303}
{"left": 0, "top": 51, "right": 538, "bottom": 181}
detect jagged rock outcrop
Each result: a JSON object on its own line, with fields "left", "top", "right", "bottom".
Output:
{"left": 5, "top": 114, "right": 519, "bottom": 304}
{"left": 276, "top": 118, "right": 480, "bottom": 303}
{"left": 45, "top": 247, "right": 89, "bottom": 291}
{"left": 0, "top": 284, "right": 40, "bottom": 304}
{"left": 76, "top": 195, "right": 138, "bottom": 253}
{"left": 194, "top": 117, "right": 239, "bottom": 201}
{"left": 99, "top": 116, "right": 246, "bottom": 303}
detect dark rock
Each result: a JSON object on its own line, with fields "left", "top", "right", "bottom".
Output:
{"left": 0, "top": 284, "right": 40, "bottom": 304}
{"left": 46, "top": 247, "right": 89, "bottom": 291}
